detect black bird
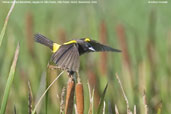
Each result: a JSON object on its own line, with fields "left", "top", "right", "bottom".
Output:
{"left": 34, "top": 33, "right": 121, "bottom": 76}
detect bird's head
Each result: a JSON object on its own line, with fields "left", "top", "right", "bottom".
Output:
{"left": 81, "top": 38, "right": 95, "bottom": 52}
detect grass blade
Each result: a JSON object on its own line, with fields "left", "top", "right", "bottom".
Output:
{"left": 143, "top": 90, "right": 148, "bottom": 114}
{"left": 115, "top": 73, "right": 132, "bottom": 114}
{"left": 32, "top": 71, "right": 64, "bottom": 114}
{"left": 0, "top": 43, "right": 20, "bottom": 114}
{"left": 28, "top": 81, "right": 33, "bottom": 114}
{"left": 45, "top": 68, "right": 49, "bottom": 114}
{"left": 115, "top": 105, "right": 119, "bottom": 114}
{"left": 97, "top": 83, "right": 108, "bottom": 114}
{"left": 102, "top": 101, "right": 106, "bottom": 114}
{"left": 14, "top": 105, "right": 16, "bottom": 114}
{"left": 88, "top": 82, "right": 95, "bottom": 114}
{"left": 0, "top": 0, "right": 16, "bottom": 47}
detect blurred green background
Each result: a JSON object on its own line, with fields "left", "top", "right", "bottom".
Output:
{"left": 0, "top": 0, "right": 170, "bottom": 113}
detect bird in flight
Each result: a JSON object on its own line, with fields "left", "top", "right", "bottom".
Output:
{"left": 34, "top": 33, "right": 121, "bottom": 77}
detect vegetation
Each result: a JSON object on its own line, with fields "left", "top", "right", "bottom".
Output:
{"left": 0, "top": 0, "right": 170, "bottom": 113}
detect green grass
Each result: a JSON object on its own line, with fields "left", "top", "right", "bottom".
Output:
{"left": 0, "top": 0, "right": 171, "bottom": 113}
{"left": 97, "top": 83, "right": 108, "bottom": 114}
{"left": 0, "top": 0, "right": 15, "bottom": 47}
{"left": 0, "top": 43, "right": 19, "bottom": 114}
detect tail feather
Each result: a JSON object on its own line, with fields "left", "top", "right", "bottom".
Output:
{"left": 34, "top": 34, "right": 53, "bottom": 50}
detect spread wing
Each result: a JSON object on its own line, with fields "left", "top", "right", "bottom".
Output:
{"left": 51, "top": 44, "right": 80, "bottom": 72}
{"left": 88, "top": 40, "right": 121, "bottom": 52}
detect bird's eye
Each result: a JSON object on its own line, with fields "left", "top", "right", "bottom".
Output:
{"left": 85, "top": 43, "right": 90, "bottom": 48}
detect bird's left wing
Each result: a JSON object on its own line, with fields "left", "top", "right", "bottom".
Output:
{"left": 50, "top": 44, "right": 80, "bottom": 72}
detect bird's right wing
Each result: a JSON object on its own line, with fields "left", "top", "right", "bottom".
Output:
{"left": 51, "top": 44, "right": 80, "bottom": 72}
{"left": 88, "top": 40, "right": 121, "bottom": 52}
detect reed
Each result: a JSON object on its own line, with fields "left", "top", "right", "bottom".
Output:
{"left": 99, "top": 20, "right": 107, "bottom": 76}
{"left": 116, "top": 24, "right": 132, "bottom": 74}
{"left": 26, "top": 12, "right": 34, "bottom": 57}
{"left": 76, "top": 82, "right": 84, "bottom": 114}
{"left": 60, "top": 87, "right": 66, "bottom": 114}
{"left": 65, "top": 77, "right": 75, "bottom": 114}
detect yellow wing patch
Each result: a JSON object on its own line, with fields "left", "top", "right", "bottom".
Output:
{"left": 52, "top": 43, "right": 61, "bottom": 53}
{"left": 64, "top": 40, "right": 77, "bottom": 45}
{"left": 84, "top": 38, "right": 90, "bottom": 42}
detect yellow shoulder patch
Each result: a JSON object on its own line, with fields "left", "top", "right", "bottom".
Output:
{"left": 52, "top": 43, "right": 61, "bottom": 53}
{"left": 84, "top": 38, "right": 90, "bottom": 42}
{"left": 64, "top": 40, "right": 77, "bottom": 45}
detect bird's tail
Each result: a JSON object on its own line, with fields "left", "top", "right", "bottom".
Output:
{"left": 34, "top": 34, "right": 53, "bottom": 50}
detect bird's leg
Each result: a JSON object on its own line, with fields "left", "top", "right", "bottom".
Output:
{"left": 67, "top": 72, "right": 72, "bottom": 78}
{"left": 76, "top": 71, "right": 81, "bottom": 83}
{"left": 67, "top": 71, "right": 74, "bottom": 78}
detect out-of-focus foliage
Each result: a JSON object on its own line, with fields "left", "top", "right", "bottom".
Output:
{"left": 0, "top": 0, "right": 170, "bottom": 113}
